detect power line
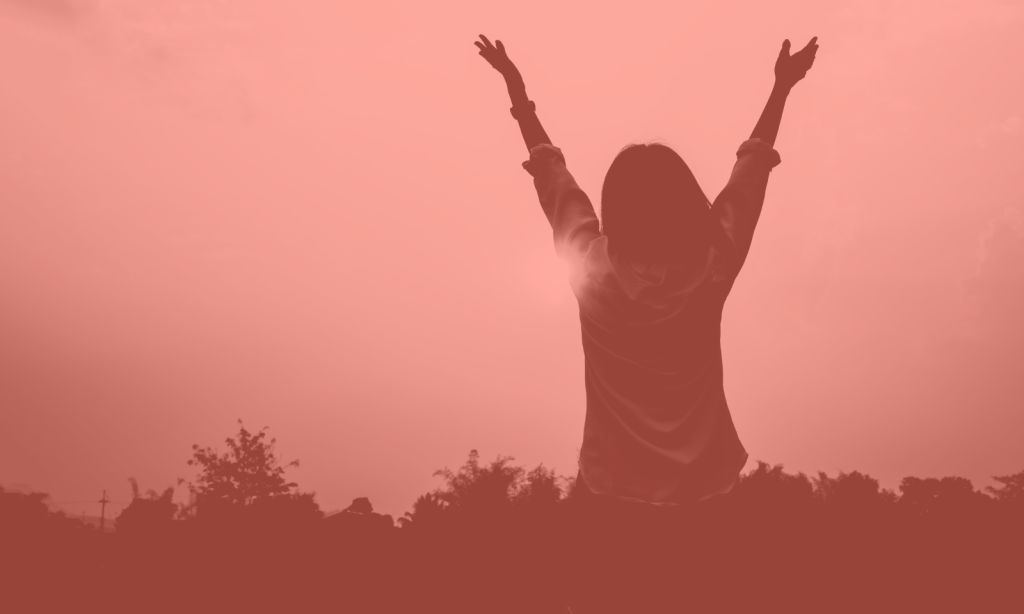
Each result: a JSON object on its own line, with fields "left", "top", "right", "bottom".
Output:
{"left": 49, "top": 500, "right": 131, "bottom": 504}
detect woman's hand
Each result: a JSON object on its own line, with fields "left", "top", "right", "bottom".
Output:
{"left": 474, "top": 34, "right": 524, "bottom": 89}
{"left": 473, "top": 34, "right": 551, "bottom": 149}
{"left": 774, "top": 37, "right": 818, "bottom": 89}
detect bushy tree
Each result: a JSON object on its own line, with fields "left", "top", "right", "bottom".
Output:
{"left": 513, "top": 464, "right": 564, "bottom": 511}
{"left": 180, "top": 420, "right": 321, "bottom": 525}
{"left": 813, "top": 469, "right": 897, "bottom": 511}
{"left": 406, "top": 450, "right": 570, "bottom": 529}
{"left": 432, "top": 449, "right": 525, "bottom": 519}
{"left": 898, "top": 476, "right": 991, "bottom": 522}
{"left": 733, "top": 461, "right": 816, "bottom": 512}
{"left": 0, "top": 487, "right": 53, "bottom": 531}
{"left": 399, "top": 491, "right": 447, "bottom": 530}
{"left": 245, "top": 491, "right": 323, "bottom": 526}
{"left": 114, "top": 479, "right": 177, "bottom": 535}
{"left": 986, "top": 469, "right": 1024, "bottom": 508}
{"left": 325, "top": 497, "right": 395, "bottom": 536}
{"left": 0, "top": 487, "right": 84, "bottom": 539}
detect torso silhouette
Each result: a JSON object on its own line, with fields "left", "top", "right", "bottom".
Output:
{"left": 522, "top": 139, "right": 781, "bottom": 505}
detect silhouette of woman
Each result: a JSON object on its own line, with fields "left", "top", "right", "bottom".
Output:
{"left": 475, "top": 34, "right": 818, "bottom": 613}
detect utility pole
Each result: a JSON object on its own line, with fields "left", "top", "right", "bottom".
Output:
{"left": 98, "top": 490, "right": 109, "bottom": 532}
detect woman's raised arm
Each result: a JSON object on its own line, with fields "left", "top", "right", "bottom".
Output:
{"left": 709, "top": 37, "right": 819, "bottom": 280}
{"left": 474, "top": 35, "right": 552, "bottom": 152}
{"left": 749, "top": 37, "right": 818, "bottom": 146}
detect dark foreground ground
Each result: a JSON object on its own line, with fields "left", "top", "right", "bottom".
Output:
{"left": 4, "top": 495, "right": 1022, "bottom": 614}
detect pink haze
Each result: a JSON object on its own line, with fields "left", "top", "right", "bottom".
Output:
{"left": 1, "top": 0, "right": 1022, "bottom": 520}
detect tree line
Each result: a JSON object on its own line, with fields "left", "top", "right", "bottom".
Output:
{"left": 2, "top": 421, "right": 1021, "bottom": 613}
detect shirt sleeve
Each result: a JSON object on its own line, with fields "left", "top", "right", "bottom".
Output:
{"left": 522, "top": 144, "right": 601, "bottom": 267}
{"left": 710, "top": 138, "right": 782, "bottom": 280}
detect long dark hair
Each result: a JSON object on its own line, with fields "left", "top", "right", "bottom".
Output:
{"left": 600, "top": 142, "right": 713, "bottom": 268}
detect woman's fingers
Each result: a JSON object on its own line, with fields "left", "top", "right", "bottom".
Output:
{"left": 801, "top": 37, "right": 819, "bottom": 58}
{"left": 474, "top": 34, "right": 509, "bottom": 75}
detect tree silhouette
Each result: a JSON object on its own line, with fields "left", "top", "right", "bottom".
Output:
{"left": 114, "top": 479, "right": 177, "bottom": 535}
{"left": 432, "top": 449, "right": 526, "bottom": 520}
{"left": 324, "top": 497, "right": 394, "bottom": 536}
{"left": 404, "top": 450, "right": 572, "bottom": 613}
{"left": 733, "top": 460, "right": 816, "bottom": 512}
{"left": 813, "top": 469, "right": 897, "bottom": 512}
{"left": 898, "top": 476, "right": 991, "bottom": 523}
{"left": 513, "top": 464, "right": 563, "bottom": 510}
{"left": 398, "top": 491, "right": 447, "bottom": 530}
{"left": 0, "top": 486, "right": 53, "bottom": 530}
{"left": 986, "top": 468, "right": 1024, "bottom": 508}
{"left": 3, "top": 447, "right": 1024, "bottom": 614}
{"left": 179, "top": 420, "right": 320, "bottom": 524}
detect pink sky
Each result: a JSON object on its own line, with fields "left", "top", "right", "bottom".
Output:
{"left": 1, "top": 0, "right": 1022, "bottom": 520}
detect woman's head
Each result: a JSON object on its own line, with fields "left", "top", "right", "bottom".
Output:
{"left": 600, "top": 142, "right": 712, "bottom": 267}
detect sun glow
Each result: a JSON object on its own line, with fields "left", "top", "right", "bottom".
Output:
{"left": 540, "top": 253, "right": 574, "bottom": 305}
{"left": 515, "top": 248, "right": 576, "bottom": 306}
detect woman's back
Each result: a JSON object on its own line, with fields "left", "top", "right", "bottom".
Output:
{"left": 520, "top": 137, "right": 782, "bottom": 505}
{"left": 572, "top": 232, "right": 747, "bottom": 505}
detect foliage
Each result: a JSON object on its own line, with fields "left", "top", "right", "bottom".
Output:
{"left": 514, "top": 464, "right": 564, "bottom": 510}
{"left": 399, "top": 491, "right": 446, "bottom": 530}
{"left": 813, "top": 468, "right": 898, "bottom": 511}
{"left": 399, "top": 450, "right": 569, "bottom": 531}
{"left": 114, "top": 479, "right": 177, "bottom": 534}
{"left": 4, "top": 448, "right": 1024, "bottom": 614}
{"left": 432, "top": 449, "right": 525, "bottom": 514}
{"left": 0, "top": 486, "right": 53, "bottom": 528}
{"left": 733, "top": 461, "right": 816, "bottom": 509}
{"left": 179, "top": 420, "right": 320, "bottom": 523}
{"left": 985, "top": 468, "right": 1024, "bottom": 506}
{"left": 898, "top": 476, "right": 992, "bottom": 521}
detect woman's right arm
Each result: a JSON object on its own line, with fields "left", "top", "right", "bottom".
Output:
{"left": 474, "top": 34, "right": 552, "bottom": 151}
{"left": 749, "top": 37, "right": 818, "bottom": 146}
{"left": 474, "top": 35, "right": 598, "bottom": 271}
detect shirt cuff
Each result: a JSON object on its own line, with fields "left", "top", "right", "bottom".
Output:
{"left": 736, "top": 138, "right": 781, "bottom": 169}
{"left": 522, "top": 144, "right": 567, "bottom": 177}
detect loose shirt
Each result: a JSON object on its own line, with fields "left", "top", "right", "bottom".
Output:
{"left": 522, "top": 138, "right": 782, "bottom": 506}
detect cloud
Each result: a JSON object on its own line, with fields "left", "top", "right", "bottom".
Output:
{"left": 166, "top": 234, "right": 257, "bottom": 264}
{"left": 1, "top": 482, "right": 36, "bottom": 494}
{"left": 975, "top": 116, "right": 1023, "bottom": 148}
{"left": 2, "top": 0, "right": 258, "bottom": 124}
{"left": 204, "top": 248, "right": 252, "bottom": 262}
{"left": 91, "top": 4, "right": 259, "bottom": 124}
{"left": 833, "top": 0, "right": 1022, "bottom": 48}
{"left": 960, "top": 206, "right": 1024, "bottom": 345}
{"left": 996, "top": 117, "right": 1023, "bottom": 135}
{"left": 0, "top": 0, "right": 93, "bottom": 26}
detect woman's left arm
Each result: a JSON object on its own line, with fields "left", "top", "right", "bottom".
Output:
{"left": 474, "top": 35, "right": 552, "bottom": 151}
